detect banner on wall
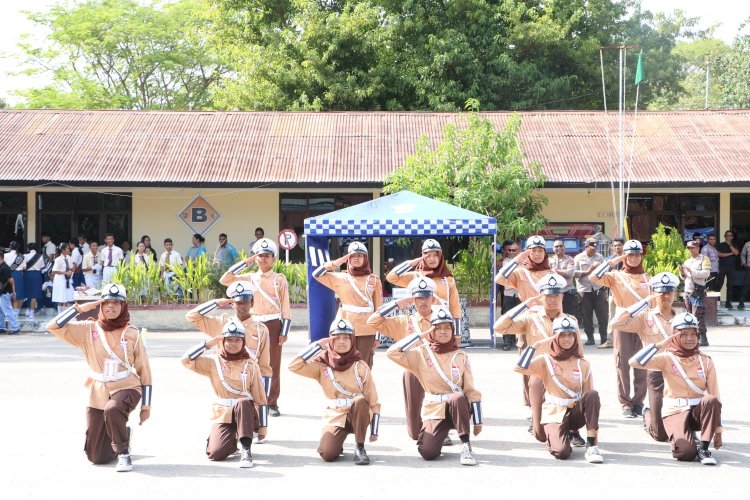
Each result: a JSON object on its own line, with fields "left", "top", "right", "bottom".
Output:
{"left": 177, "top": 194, "right": 222, "bottom": 235}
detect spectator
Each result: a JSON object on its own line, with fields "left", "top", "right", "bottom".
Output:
{"left": 5, "top": 241, "right": 26, "bottom": 317}
{"left": 548, "top": 239, "right": 578, "bottom": 318}
{"left": 573, "top": 237, "right": 608, "bottom": 346}
{"left": 131, "top": 241, "right": 151, "bottom": 267}
{"left": 140, "top": 235, "right": 157, "bottom": 261}
{"left": 51, "top": 242, "right": 74, "bottom": 312}
{"left": 159, "top": 238, "right": 183, "bottom": 298}
{"left": 602, "top": 237, "right": 625, "bottom": 348}
{"left": 82, "top": 241, "right": 103, "bottom": 290}
{"left": 121, "top": 240, "right": 132, "bottom": 262}
{"left": 77, "top": 234, "right": 90, "bottom": 256}
{"left": 185, "top": 233, "right": 206, "bottom": 262}
{"left": 0, "top": 252, "right": 20, "bottom": 334}
{"left": 498, "top": 241, "right": 521, "bottom": 351}
{"left": 738, "top": 238, "right": 750, "bottom": 310}
{"left": 249, "top": 227, "right": 265, "bottom": 253}
{"left": 692, "top": 232, "right": 706, "bottom": 249}
{"left": 69, "top": 238, "right": 85, "bottom": 287}
{"left": 701, "top": 233, "right": 719, "bottom": 289}
{"left": 41, "top": 233, "right": 56, "bottom": 261}
{"left": 715, "top": 230, "right": 739, "bottom": 309}
{"left": 100, "top": 233, "right": 124, "bottom": 285}
{"left": 680, "top": 240, "right": 711, "bottom": 346}
{"left": 22, "top": 242, "right": 45, "bottom": 319}
{"left": 213, "top": 233, "right": 237, "bottom": 267}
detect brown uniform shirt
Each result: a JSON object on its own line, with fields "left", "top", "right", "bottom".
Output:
{"left": 182, "top": 354, "right": 267, "bottom": 425}
{"left": 515, "top": 354, "right": 593, "bottom": 424}
{"left": 495, "top": 308, "right": 584, "bottom": 356}
{"left": 226, "top": 270, "right": 291, "bottom": 320}
{"left": 638, "top": 352, "right": 720, "bottom": 417}
{"left": 611, "top": 308, "right": 674, "bottom": 347}
{"left": 591, "top": 270, "right": 651, "bottom": 308}
{"left": 495, "top": 267, "right": 558, "bottom": 301}
{"left": 386, "top": 270, "right": 461, "bottom": 319}
{"left": 289, "top": 354, "right": 380, "bottom": 428}
{"left": 314, "top": 268, "right": 383, "bottom": 336}
{"left": 367, "top": 310, "right": 432, "bottom": 341}
{"left": 387, "top": 341, "right": 481, "bottom": 420}
{"left": 186, "top": 310, "right": 272, "bottom": 377}
{"left": 50, "top": 320, "right": 152, "bottom": 410}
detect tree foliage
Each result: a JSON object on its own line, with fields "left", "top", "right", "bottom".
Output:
{"left": 643, "top": 224, "right": 689, "bottom": 277}
{"left": 383, "top": 110, "right": 547, "bottom": 240}
{"left": 717, "top": 20, "right": 750, "bottom": 108}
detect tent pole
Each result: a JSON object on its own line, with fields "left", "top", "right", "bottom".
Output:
{"left": 490, "top": 234, "right": 497, "bottom": 347}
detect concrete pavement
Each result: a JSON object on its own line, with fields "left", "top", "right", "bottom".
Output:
{"left": 2, "top": 326, "right": 749, "bottom": 499}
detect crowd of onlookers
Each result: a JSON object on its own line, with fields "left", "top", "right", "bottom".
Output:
{"left": 0, "top": 227, "right": 267, "bottom": 333}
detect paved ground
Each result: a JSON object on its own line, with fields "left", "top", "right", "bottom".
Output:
{"left": 2, "top": 326, "right": 749, "bottom": 499}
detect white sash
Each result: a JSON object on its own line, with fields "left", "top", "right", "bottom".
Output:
{"left": 648, "top": 311, "right": 670, "bottom": 340}
{"left": 325, "top": 363, "right": 364, "bottom": 398}
{"left": 543, "top": 354, "right": 582, "bottom": 400}
{"left": 666, "top": 352, "right": 706, "bottom": 396}
{"left": 213, "top": 356, "right": 253, "bottom": 398}
{"left": 423, "top": 347, "right": 463, "bottom": 394}
{"left": 617, "top": 272, "right": 648, "bottom": 302}
{"left": 95, "top": 323, "right": 132, "bottom": 372}
{"left": 521, "top": 268, "right": 540, "bottom": 289}
{"left": 252, "top": 272, "right": 282, "bottom": 313}
{"left": 530, "top": 313, "right": 552, "bottom": 339}
{"left": 345, "top": 274, "right": 374, "bottom": 308}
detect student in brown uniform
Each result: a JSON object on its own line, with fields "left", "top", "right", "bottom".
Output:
{"left": 630, "top": 312, "right": 723, "bottom": 465}
{"left": 367, "top": 277, "right": 438, "bottom": 441}
{"left": 46, "top": 284, "right": 152, "bottom": 472}
{"left": 312, "top": 241, "right": 383, "bottom": 367}
{"left": 289, "top": 318, "right": 380, "bottom": 465}
{"left": 495, "top": 235, "right": 555, "bottom": 302}
{"left": 610, "top": 272, "right": 680, "bottom": 442}
{"left": 387, "top": 239, "right": 462, "bottom": 334}
{"left": 221, "top": 238, "right": 291, "bottom": 417}
{"left": 387, "top": 307, "right": 483, "bottom": 465}
{"left": 591, "top": 239, "right": 650, "bottom": 418}
{"left": 182, "top": 319, "right": 268, "bottom": 468}
{"left": 186, "top": 281, "right": 272, "bottom": 439}
{"left": 494, "top": 273, "right": 585, "bottom": 445}
{"left": 515, "top": 316, "right": 604, "bottom": 463}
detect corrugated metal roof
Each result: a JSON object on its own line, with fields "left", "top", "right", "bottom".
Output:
{"left": 1, "top": 109, "right": 749, "bottom": 186}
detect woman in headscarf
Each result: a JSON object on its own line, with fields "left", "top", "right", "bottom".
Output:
{"left": 182, "top": 319, "right": 268, "bottom": 469}
{"left": 312, "top": 241, "right": 383, "bottom": 367}
{"left": 289, "top": 318, "right": 380, "bottom": 465}
{"left": 388, "top": 239, "right": 462, "bottom": 333}
{"left": 51, "top": 242, "right": 75, "bottom": 312}
{"left": 46, "top": 284, "right": 152, "bottom": 472}
{"left": 515, "top": 316, "right": 603, "bottom": 463}
{"left": 387, "top": 307, "right": 483, "bottom": 466}
{"left": 495, "top": 235, "right": 556, "bottom": 301}
{"left": 630, "top": 312, "right": 723, "bottom": 465}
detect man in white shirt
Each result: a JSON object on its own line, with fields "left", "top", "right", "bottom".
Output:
{"left": 159, "top": 238, "right": 183, "bottom": 299}
{"left": 573, "top": 238, "right": 608, "bottom": 346}
{"left": 77, "top": 234, "right": 90, "bottom": 257}
{"left": 99, "top": 233, "right": 124, "bottom": 285}
{"left": 82, "top": 241, "right": 103, "bottom": 290}
{"left": 41, "top": 234, "right": 56, "bottom": 261}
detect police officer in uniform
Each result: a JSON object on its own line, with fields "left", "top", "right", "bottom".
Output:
{"left": 46, "top": 284, "right": 152, "bottom": 472}
{"left": 630, "top": 312, "right": 723, "bottom": 465}
{"left": 289, "top": 318, "right": 380, "bottom": 465}
{"left": 515, "top": 316, "right": 604, "bottom": 463}
{"left": 221, "top": 238, "right": 291, "bottom": 417}
{"left": 182, "top": 319, "right": 268, "bottom": 468}
{"left": 312, "top": 241, "right": 383, "bottom": 367}
{"left": 387, "top": 307, "right": 483, "bottom": 465}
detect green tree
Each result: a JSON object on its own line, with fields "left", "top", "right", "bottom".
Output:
{"left": 383, "top": 108, "right": 547, "bottom": 240}
{"left": 717, "top": 20, "right": 750, "bottom": 108}
{"left": 16, "top": 0, "right": 227, "bottom": 109}
{"left": 643, "top": 224, "right": 689, "bottom": 277}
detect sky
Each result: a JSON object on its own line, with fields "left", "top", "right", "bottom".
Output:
{"left": 1, "top": 0, "right": 749, "bottom": 106}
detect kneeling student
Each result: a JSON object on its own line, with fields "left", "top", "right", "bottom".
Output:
{"left": 387, "top": 307, "right": 482, "bottom": 465}
{"left": 289, "top": 319, "right": 380, "bottom": 465}
{"left": 629, "top": 312, "right": 722, "bottom": 465}
{"left": 182, "top": 319, "right": 268, "bottom": 468}
{"left": 515, "top": 316, "right": 604, "bottom": 463}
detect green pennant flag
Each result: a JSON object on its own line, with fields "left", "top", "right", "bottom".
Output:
{"left": 634, "top": 50, "right": 645, "bottom": 86}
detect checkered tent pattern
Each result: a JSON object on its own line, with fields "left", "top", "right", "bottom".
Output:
{"left": 304, "top": 218, "right": 496, "bottom": 237}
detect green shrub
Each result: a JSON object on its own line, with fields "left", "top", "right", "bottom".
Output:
{"left": 452, "top": 237, "right": 494, "bottom": 302}
{"left": 643, "top": 224, "right": 689, "bottom": 279}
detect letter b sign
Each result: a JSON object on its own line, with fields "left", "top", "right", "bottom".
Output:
{"left": 192, "top": 208, "right": 207, "bottom": 222}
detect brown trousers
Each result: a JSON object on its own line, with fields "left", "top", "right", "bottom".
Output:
{"left": 529, "top": 376, "right": 546, "bottom": 442}
{"left": 265, "top": 319, "right": 282, "bottom": 406}
{"left": 84, "top": 388, "right": 140, "bottom": 464}
{"left": 206, "top": 399, "right": 258, "bottom": 461}
{"left": 613, "top": 330, "right": 647, "bottom": 409}
{"left": 403, "top": 371, "right": 425, "bottom": 440}
{"left": 543, "top": 390, "right": 600, "bottom": 460}
{"left": 356, "top": 335, "right": 376, "bottom": 368}
{"left": 317, "top": 396, "right": 371, "bottom": 462}
{"left": 663, "top": 395, "right": 722, "bottom": 461}
{"left": 417, "top": 393, "right": 471, "bottom": 461}
{"left": 644, "top": 370, "right": 668, "bottom": 442}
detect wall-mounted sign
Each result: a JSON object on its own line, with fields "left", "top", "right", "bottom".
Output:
{"left": 177, "top": 195, "right": 222, "bottom": 235}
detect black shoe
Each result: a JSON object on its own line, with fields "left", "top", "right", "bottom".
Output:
{"left": 9, "top": 330, "right": 20, "bottom": 335}
{"left": 622, "top": 407, "right": 635, "bottom": 418}
{"left": 569, "top": 431, "right": 586, "bottom": 447}
{"left": 697, "top": 447, "right": 717, "bottom": 465}
{"left": 0, "top": 329, "right": 6, "bottom": 334}
{"left": 527, "top": 423, "right": 533, "bottom": 435}
{"left": 354, "top": 445, "right": 370, "bottom": 465}
{"left": 502, "top": 343, "right": 511, "bottom": 351}
{"left": 584, "top": 339, "right": 595, "bottom": 346}
{"left": 739, "top": 303, "right": 746, "bottom": 311}
{"left": 725, "top": 302, "right": 733, "bottom": 310}
{"left": 269, "top": 405, "right": 281, "bottom": 417}
{"left": 632, "top": 405, "right": 643, "bottom": 417}
{"left": 699, "top": 337, "right": 709, "bottom": 347}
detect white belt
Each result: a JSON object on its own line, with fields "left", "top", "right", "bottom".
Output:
{"left": 215, "top": 397, "right": 251, "bottom": 407}
{"left": 664, "top": 397, "right": 702, "bottom": 408}
{"left": 545, "top": 394, "right": 580, "bottom": 407}
{"left": 341, "top": 304, "right": 374, "bottom": 313}
{"left": 328, "top": 398, "right": 353, "bottom": 408}
{"left": 90, "top": 369, "right": 134, "bottom": 383}
{"left": 255, "top": 313, "right": 281, "bottom": 322}
{"left": 424, "top": 392, "right": 457, "bottom": 403}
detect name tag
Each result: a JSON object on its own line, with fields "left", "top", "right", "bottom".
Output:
{"left": 102, "top": 358, "right": 120, "bottom": 381}
{"left": 572, "top": 368, "right": 581, "bottom": 382}
{"left": 697, "top": 367, "right": 705, "bottom": 379}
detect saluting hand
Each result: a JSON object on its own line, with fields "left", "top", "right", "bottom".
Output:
{"left": 244, "top": 254, "right": 257, "bottom": 267}
{"left": 215, "top": 297, "right": 234, "bottom": 308}
{"left": 610, "top": 254, "right": 626, "bottom": 266}
{"left": 395, "top": 297, "right": 414, "bottom": 309}
{"left": 514, "top": 250, "right": 530, "bottom": 264}
{"left": 332, "top": 254, "right": 350, "bottom": 267}
{"left": 76, "top": 298, "right": 104, "bottom": 314}
{"left": 473, "top": 424, "right": 482, "bottom": 436}
{"left": 139, "top": 408, "right": 150, "bottom": 425}
{"left": 408, "top": 256, "right": 423, "bottom": 268}
{"left": 206, "top": 336, "right": 223, "bottom": 349}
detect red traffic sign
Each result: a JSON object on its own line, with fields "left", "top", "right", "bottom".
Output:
{"left": 278, "top": 229, "right": 298, "bottom": 250}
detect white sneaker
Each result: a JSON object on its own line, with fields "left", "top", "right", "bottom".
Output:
{"left": 460, "top": 442, "right": 477, "bottom": 466}
{"left": 253, "top": 431, "right": 265, "bottom": 444}
{"left": 115, "top": 453, "right": 133, "bottom": 472}
{"left": 697, "top": 448, "right": 717, "bottom": 465}
{"left": 585, "top": 446, "right": 604, "bottom": 464}
{"left": 239, "top": 448, "right": 254, "bottom": 468}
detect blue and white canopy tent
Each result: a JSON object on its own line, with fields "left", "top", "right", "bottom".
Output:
{"left": 304, "top": 191, "right": 498, "bottom": 343}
